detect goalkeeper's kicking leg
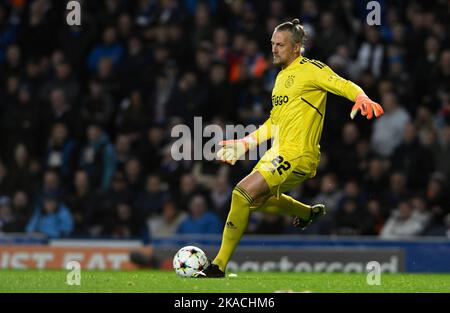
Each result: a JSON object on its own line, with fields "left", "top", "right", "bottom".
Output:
{"left": 251, "top": 194, "right": 326, "bottom": 229}
{"left": 194, "top": 170, "right": 270, "bottom": 278}
{"left": 194, "top": 172, "right": 325, "bottom": 278}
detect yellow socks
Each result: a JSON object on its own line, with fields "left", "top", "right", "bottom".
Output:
{"left": 213, "top": 186, "right": 253, "bottom": 272}
{"left": 253, "top": 194, "right": 311, "bottom": 220}
{"left": 213, "top": 190, "right": 310, "bottom": 272}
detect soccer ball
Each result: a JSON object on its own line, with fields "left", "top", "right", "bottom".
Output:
{"left": 173, "top": 246, "right": 209, "bottom": 277}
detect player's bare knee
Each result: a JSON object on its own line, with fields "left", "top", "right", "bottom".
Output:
{"left": 249, "top": 194, "right": 272, "bottom": 210}
{"left": 236, "top": 171, "right": 270, "bottom": 200}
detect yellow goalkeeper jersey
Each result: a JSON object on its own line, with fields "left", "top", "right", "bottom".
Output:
{"left": 267, "top": 55, "right": 363, "bottom": 160}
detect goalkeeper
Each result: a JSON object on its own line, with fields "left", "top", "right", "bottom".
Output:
{"left": 196, "top": 19, "right": 384, "bottom": 278}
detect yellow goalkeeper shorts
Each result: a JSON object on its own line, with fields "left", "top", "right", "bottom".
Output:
{"left": 252, "top": 147, "right": 319, "bottom": 197}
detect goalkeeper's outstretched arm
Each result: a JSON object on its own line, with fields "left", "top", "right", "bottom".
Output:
{"left": 216, "top": 118, "right": 274, "bottom": 165}
{"left": 312, "top": 64, "right": 384, "bottom": 120}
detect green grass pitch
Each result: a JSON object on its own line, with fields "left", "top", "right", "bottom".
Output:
{"left": 1, "top": 270, "right": 450, "bottom": 293}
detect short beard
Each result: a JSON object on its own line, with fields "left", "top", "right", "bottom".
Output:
{"left": 273, "top": 57, "right": 285, "bottom": 68}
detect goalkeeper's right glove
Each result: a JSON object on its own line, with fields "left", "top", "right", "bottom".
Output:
{"left": 216, "top": 135, "right": 257, "bottom": 165}
{"left": 350, "top": 93, "right": 384, "bottom": 120}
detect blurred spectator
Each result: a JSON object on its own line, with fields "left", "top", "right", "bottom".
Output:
{"left": 424, "top": 175, "right": 448, "bottom": 211}
{"left": 356, "top": 26, "right": 385, "bottom": 78}
{"left": 167, "top": 71, "right": 207, "bottom": 122}
{"left": 147, "top": 199, "right": 187, "bottom": 238}
{"left": 124, "top": 158, "right": 144, "bottom": 196}
{"left": 137, "top": 126, "right": 166, "bottom": 174}
{"left": 116, "top": 89, "right": 149, "bottom": 141}
{"left": 213, "top": 27, "right": 231, "bottom": 63}
{"left": 414, "top": 106, "right": 437, "bottom": 143}
{"left": 159, "top": 143, "right": 194, "bottom": 191}
{"left": 410, "top": 195, "right": 431, "bottom": 230}
{"left": 336, "top": 180, "right": 365, "bottom": 212}
{"left": 79, "top": 123, "right": 116, "bottom": 192}
{"left": 354, "top": 138, "right": 375, "bottom": 179}
{"left": 10, "top": 191, "right": 33, "bottom": 232}
{"left": 315, "top": 12, "right": 347, "bottom": 62}
{"left": 173, "top": 173, "right": 204, "bottom": 211}
{"left": 0, "top": 196, "right": 16, "bottom": 232}
{"left": 0, "top": 6, "right": 18, "bottom": 64}
{"left": 87, "top": 26, "right": 124, "bottom": 72}
{"left": 423, "top": 205, "right": 449, "bottom": 237}
{"left": 383, "top": 172, "right": 410, "bottom": 210}
{"left": 194, "top": 42, "right": 213, "bottom": 82}
{"left": 210, "top": 174, "right": 232, "bottom": 219}
{"left": 117, "top": 13, "right": 133, "bottom": 41}
{"left": 41, "top": 169, "right": 62, "bottom": 196}
{"left": 242, "top": 39, "right": 269, "bottom": 81}
{"left": 362, "top": 158, "right": 389, "bottom": 201}
{"left": 20, "top": 0, "right": 57, "bottom": 59}
{"left": 2, "top": 44, "right": 21, "bottom": 79}
{"left": 119, "top": 36, "right": 149, "bottom": 94}
{"left": 191, "top": 158, "right": 228, "bottom": 191}
{"left": 176, "top": 194, "right": 221, "bottom": 234}
{"left": 334, "top": 198, "right": 364, "bottom": 235}
{"left": 80, "top": 78, "right": 114, "bottom": 130}
{"left": 435, "top": 125, "right": 450, "bottom": 184}
{"left": 360, "top": 199, "right": 385, "bottom": 235}
{"left": 328, "top": 45, "right": 359, "bottom": 80}
{"left": 330, "top": 122, "right": 361, "bottom": 182}
{"left": 114, "top": 133, "right": 132, "bottom": 172}
{"left": 134, "top": 174, "right": 167, "bottom": 220}
{"left": 103, "top": 202, "right": 142, "bottom": 239}
{"left": 64, "top": 170, "right": 94, "bottom": 237}
{"left": 26, "top": 192, "right": 73, "bottom": 238}
{"left": 252, "top": 213, "right": 286, "bottom": 235}
{"left": 312, "top": 173, "right": 342, "bottom": 214}
{"left": 8, "top": 143, "right": 35, "bottom": 194}
{"left": 237, "top": 79, "right": 268, "bottom": 125}
{"left": 43, "top": 88, "right": 78, "bottom": 139}
{"left": 40, "top": 59, "right": 79, "bottom": 106}
{"left": 190, "top": 3, "right": 213, "bottom": 48}
{"left": 44, "top": 123, "right": 77, "bottom": 183}
{"left": 89, "top": 171, "right": 131, "bottom": 237}
{"left": 445, "top": 214, "right": 450, "bottom": 239}
{"left": 371, "top": 92, "right": 410, "bottom": 157}
{"left": 56, "top": 13, "right": 96, "bottom": 72}
{"left": 1, "top": 83, "right": 40, "bottom": 157}
{"left": 95, "top": 56, "right": 121, "bottom": 98}
{"left": 99, "top": 0, "right": 122, "bottom": 27}
{"left": 380, "top": 200, "right": 426, "bottom": 239}
{"left": 204, "top": 61, "right": 236, "bottom": 121}
{"left": 435, "top": 50, "right": 450, "bottom": 100}
{"left": 0, "top": 160, "right": 11, "bottom": 196}
{"left": 391, "top": 122, "right": 434, "bottom": 191}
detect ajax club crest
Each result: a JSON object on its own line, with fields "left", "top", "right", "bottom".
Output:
{"left": 285, "top": 75, "right": 295, "bottom": 88}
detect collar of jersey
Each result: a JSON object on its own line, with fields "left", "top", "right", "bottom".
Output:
{"left": 282, "top": 54, "right": 303, "bottom": 71}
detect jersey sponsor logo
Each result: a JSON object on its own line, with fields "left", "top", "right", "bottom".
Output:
{"left": 285, "top": 75, "right": 295, "bottom": 88}
{"left": 271, "top": 95, "right": 289, "bottom": 106}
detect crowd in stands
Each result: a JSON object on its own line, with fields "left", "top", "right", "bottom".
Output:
{"left": 0, "top": 0, "right": 449, "bottom": 240}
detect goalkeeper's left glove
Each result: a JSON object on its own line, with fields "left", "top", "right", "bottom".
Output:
{"left": 350, "top": 93, "right": 384, "bottom": 120}
{"left": 216, "top": 135, "right": 257, "bottom": 165}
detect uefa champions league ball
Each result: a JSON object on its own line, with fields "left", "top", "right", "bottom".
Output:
{"left": 173, "top": 246, "right": 209, "bottom": 277}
